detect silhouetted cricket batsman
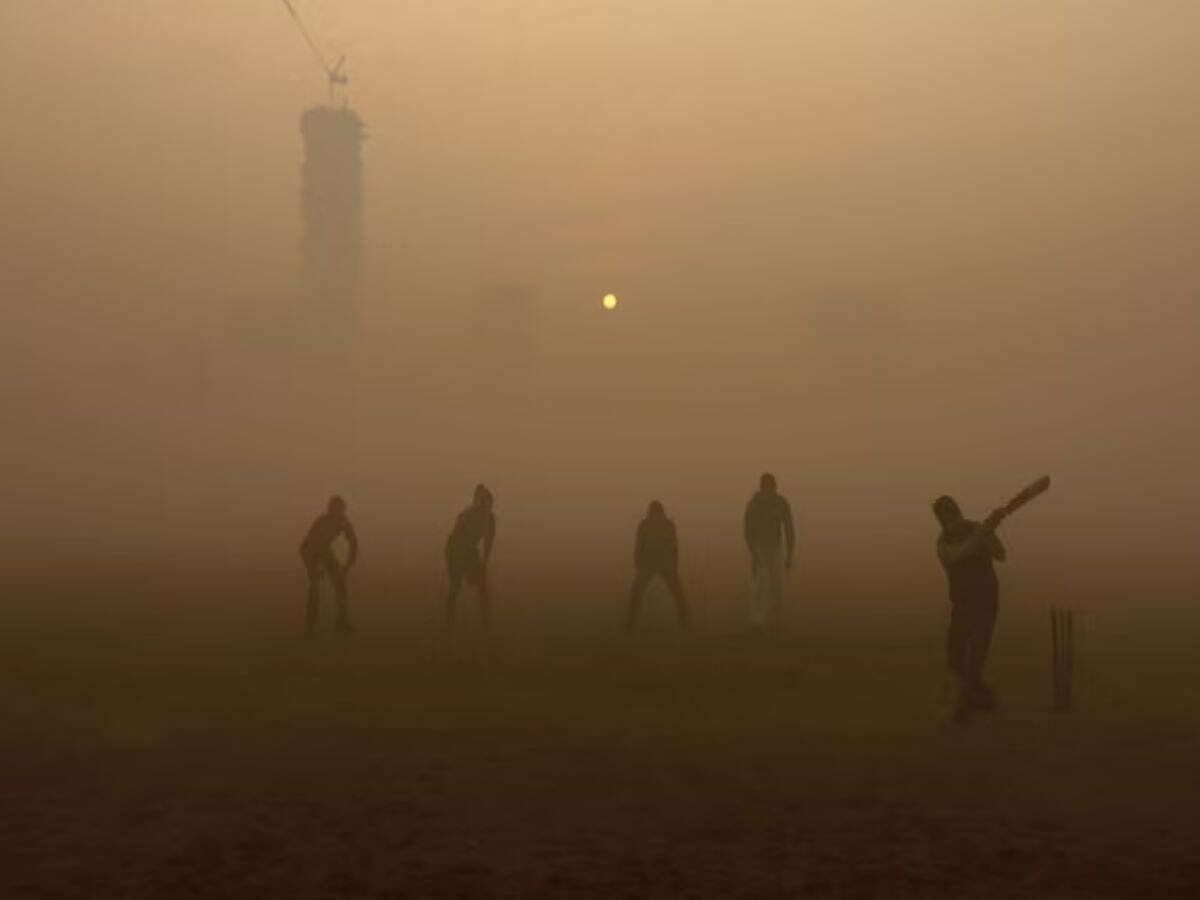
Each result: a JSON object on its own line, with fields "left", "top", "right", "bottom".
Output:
{"left": 744, "top": 473, "right": 795, "bottom": 629}
{"left": 300, "top": 495, "right": 359, "bottom": 636}
{"left": 933, "top": 476, "right": 1050, "bottom": 722}
{"left": 445, "top": 484, "right": 497, "bottom": 629}
{"left": 626, "top": 501, "right": 692, "bottom": 632}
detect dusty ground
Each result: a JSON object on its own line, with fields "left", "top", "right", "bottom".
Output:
{"left": 2, "top": 580, "right": 1198, "bottom": 899}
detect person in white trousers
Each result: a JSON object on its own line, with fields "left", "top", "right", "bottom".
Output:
{"left": 743, "top": 473, "right": 795, "bottom": 629}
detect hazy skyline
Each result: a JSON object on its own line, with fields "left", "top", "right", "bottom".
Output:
{"left": 2, "top": 1, "right": 1197, "bottom": 599}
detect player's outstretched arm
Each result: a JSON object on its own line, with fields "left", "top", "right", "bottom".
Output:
{"left": 988, "top": 533, "right": 1007, "bottom": 562}
{"left": 938, "top": 511, "right": 1004, "bottom": 566}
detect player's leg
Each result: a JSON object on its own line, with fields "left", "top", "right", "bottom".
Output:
{"left": 662, "top": 569, "right": 692, "bottom": 631}
{"left": 946, "top": 600, "right": 970, "bottom": 680}
{"left": 305, "top": 561, "right": 321, "bottom": 636}
{"left": 627, "top": 569, "right": 652, "bottom": 632}
{"left": 749, "top": 549, "right": 769, "bottom": 628}
{"left": 446, "top": 570, "right": 462, "bottom": 630}
{"left": 966, "top": 589, "right": 999, "bottom": 710}
{"left": 327, "top": 560, "right": 351, "bottom": 633}
{"left": 476, "top": 565, "right": 492, "bottom": 631}
{"left": 444, "top": 541, "right": 463, "bottom": 630}
{"left": 765, "top": 552, "right": 784, "bottom": 626}
{"left": 946, "top": 599, "right": 974, "bottom": 721}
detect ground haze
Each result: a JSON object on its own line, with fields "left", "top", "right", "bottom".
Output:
{"left": 2, "top": 578, "right": 1198, "bottom": 898}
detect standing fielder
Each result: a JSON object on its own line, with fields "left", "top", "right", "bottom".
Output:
{"left": 744, "top": 473, "right": 795, "bottom": 629}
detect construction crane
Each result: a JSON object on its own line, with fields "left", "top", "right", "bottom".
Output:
{"left": 280, "top": 0, "right": 348, "bottom": 104}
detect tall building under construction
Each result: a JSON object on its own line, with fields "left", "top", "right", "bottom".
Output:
{"left": 299, "top": 105, "right": 364, "bottom": 342}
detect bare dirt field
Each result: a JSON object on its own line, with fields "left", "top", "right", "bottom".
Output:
{"left": 3, "top": 577, "right": 1198, "bottom": 898}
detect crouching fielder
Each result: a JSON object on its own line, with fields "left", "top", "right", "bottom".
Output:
{"left": 626, "top": 501, "right": 692, "bottom": 632}
{"left": 445, "top": 484, "right": 496, "bottom": 630}
{"left": 300, "top": 495, "right": 358, "bottom": 636}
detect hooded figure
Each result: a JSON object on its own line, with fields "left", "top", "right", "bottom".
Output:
{"left": 627, "top": 501, "right": 692, "bottom": 632}
{"left": 743, "top": 473, "right": 795, "bottom": 629}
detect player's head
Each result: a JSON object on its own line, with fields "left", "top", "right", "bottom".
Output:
{"left": 647, "top": 500, "right": 665, "bottom": 519}
{"left": 473, "top": 484, "right": 494, "bottom": 510}
{"left": 327, "top": 495, "right": 347, "bottom": 517}
{"left": 932, "top": 495, "right": 962, "bottom": 528}
{"left": 760, "top": 472, "right": 777, "bottom": 494}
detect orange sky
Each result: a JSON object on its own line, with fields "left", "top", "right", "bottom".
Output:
{"left": 1, "top": 2, "right": 1197, "bottom": 592}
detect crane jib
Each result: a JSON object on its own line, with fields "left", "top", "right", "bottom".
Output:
{"left": 281, "top": 0, "right": 338, "bottom": 83}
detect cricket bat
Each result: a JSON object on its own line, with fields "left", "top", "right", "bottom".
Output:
{"left": 1002, "top": 475, "right": 1051, "bottom": 517}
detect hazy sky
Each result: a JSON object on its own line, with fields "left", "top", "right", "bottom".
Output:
{"left": 2, "top": 2, "right": 1197, "bottom": 596}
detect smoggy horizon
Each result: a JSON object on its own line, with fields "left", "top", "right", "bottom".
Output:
{"left": 2, "top": 2, "right": 1197, "bottom": 600}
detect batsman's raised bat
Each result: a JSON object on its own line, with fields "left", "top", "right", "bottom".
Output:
{"left": 1003, "top": 475, "right": 1051, "bottom": 517}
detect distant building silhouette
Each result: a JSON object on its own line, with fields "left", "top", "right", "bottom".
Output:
{"left": 300, "top": 105, "right": 364, "bottom": 343}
